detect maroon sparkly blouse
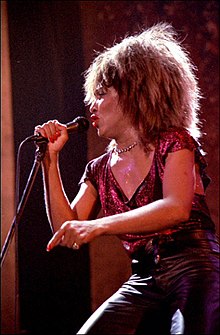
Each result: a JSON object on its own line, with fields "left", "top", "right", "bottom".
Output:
{"left": 80, "top": 128, "right": 215, "bottom": 258}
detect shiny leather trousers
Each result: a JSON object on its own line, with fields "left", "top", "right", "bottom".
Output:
{"left": 77, "top": 239, "right": 219, "bottom": 334}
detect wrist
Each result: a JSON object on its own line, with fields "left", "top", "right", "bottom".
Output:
{"left": 42, "top": 151, "right": 59, "bottom": 169}
{"left": 94, "top": 218, "right": 109, "bottom": 237}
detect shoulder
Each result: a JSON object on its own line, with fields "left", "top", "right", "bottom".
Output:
{"left": 157, "top": 127, "right": 198, "bottom": 157}
{"left": 83, "top": 151, "right": 110, "bottom": 177}
{"left": 87, "top": 151, "right": 110, "bottom": 169}
{"left": 79, "top": 151, "right": 110, "bottom": 187}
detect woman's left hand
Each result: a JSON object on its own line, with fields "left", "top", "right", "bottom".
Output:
{"left": 46, "top": 220, "right": 97, "bottom": 251}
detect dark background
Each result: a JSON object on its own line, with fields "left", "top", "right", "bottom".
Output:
{"left": 7, "top": 1, "right": 90, "bottom": 334}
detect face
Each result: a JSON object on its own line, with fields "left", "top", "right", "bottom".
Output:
{"left": 89, "top": 86, "right": 130, "bottom": 140}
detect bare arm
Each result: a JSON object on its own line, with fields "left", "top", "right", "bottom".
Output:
{"left": 43, "top": 155, "right": 99, "bottom": 232}
{"left": 35, "top": 120, "right": 99, "bottom": 232}
{"left": 47, "top": 148, "right": 195, "bottom": 250}
{"left": 42, "top": 151, "right": 75, "bottom": 232}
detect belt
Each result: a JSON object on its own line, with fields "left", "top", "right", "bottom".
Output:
{"left": 156, "top": 229, "right": 219, "bottom": 245}
{"left": 133, "top": 230, "right": 219, "bottom": 258}
{"left": 131, "top": 230, "right": 219, "bottom": 274}
{"left": 145, "top": 229, "right": 220, "bottom": 263}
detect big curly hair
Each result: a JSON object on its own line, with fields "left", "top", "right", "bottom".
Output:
{"left": 83, "top": 22, "right": 202, "bottom": 150}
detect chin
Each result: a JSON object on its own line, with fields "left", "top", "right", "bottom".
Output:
{"left": 96, "top": 127, "right": 111, "bottom": 139}
{"left": 96, "top": 127, "right": 103, "bottom": 136}
{"left": 96, "top": 128, "right": 103, "bottom": 138}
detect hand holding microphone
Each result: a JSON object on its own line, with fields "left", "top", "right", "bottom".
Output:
{"left": 32, "top": 116, "right": 89, "bottom": 153}
{"left": 32, "top": 116, "right": 89, "bottom": 141}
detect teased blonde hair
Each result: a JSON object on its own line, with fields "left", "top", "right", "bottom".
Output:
{"left": 84, "top": 22, "right": 202, "bottom": 149}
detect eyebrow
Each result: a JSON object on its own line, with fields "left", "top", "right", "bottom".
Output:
{"left": 94, "top": 86, "right": 107, "bottom": 95}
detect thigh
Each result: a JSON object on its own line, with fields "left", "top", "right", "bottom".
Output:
{"left": 77, "top": 274, "right": 170, "bottom": 334}
{"left": 166, "top": 250, "right": 220, "bottom": 335}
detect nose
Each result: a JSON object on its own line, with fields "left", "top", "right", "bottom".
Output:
{"left": 89, "top": 100, "right": 98, "bottom": 114}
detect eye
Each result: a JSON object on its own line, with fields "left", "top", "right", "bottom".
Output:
{"left": 97, "top": 91, "right": 106, "bottom": 98}
{"left": 98, "top": 92, "right": 106, "bottom": 98}
{"left": 95, "top": 87, "right": 107, "bottom": 99}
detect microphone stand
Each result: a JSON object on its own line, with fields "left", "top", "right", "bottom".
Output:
{"left": 0, "top": 139, "right": 48, "bottom": 266}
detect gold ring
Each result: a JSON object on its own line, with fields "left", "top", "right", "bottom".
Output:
{"left": 72, "top": 242, "right": 79, "bottom": 250}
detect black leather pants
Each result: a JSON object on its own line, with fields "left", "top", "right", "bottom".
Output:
{"left": 77, "top": 231, "right": 219, "bottom": 334}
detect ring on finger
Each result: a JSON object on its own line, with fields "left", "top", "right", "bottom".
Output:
{"left": 72, "top": 242, "right": 79, "bottom": 250}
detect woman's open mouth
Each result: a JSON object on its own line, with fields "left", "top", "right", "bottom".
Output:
{"left": 91, "top": 114, "right": 99, "bottom": 128}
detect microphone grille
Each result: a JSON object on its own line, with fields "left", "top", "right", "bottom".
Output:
{"left": 66, "top": 116, "right": 90, "bottom": 133}
{"left": 75, "top": 116, "right": 90, "bottom": 131}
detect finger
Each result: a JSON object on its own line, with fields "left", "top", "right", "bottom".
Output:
{"left": 34, "top": 125, "right": 47, "bottom": 138}
{"left": 48, "top": 121, "right": 58, "bottom": 139}
{"left": 55, "top": 122, "right": 67, "bottom": 132}
{"left": 55, "top": 123, "right": 68, "bottom": 139}
{"left": 47, "top": 120, "right": 66, "bottom": 136}
{"left": 34, "top": 121, "right": 67, "bottom": 142}
{"left": 46, "top": 228, "right": 65, "bottom": 252}
{"left": 34, "top": 121, "right": 56, "bottom": 140}
{"left": 43, "top": 121, "right": 58, "bottom": 142}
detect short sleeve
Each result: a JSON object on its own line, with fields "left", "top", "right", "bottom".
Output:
{"left": 78, "top": 152, "right": 110, "bottom": 190}
{"left": 158, "top": 128, "right": 198, "bottom": 159}
{"left": 79, "top": 159, "right": 98, "bottom": 189}
{"left": 157, "top": 127, "right": 211, "bottom": 190}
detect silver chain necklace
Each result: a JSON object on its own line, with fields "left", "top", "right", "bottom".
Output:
{"left": 114, "top": 141, "right": 138, "bottom": 154}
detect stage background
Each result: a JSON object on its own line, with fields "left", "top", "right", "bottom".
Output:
{"left": 1, "top": 1, "right": 219, "bottom": 334}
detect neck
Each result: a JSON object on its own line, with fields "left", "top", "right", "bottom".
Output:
{"left": 114, "top": 141, "right": 138, "bottom": 154}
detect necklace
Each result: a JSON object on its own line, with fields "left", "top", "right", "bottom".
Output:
{"left": 114, "top": 141, "right": 138, "bottom": 154}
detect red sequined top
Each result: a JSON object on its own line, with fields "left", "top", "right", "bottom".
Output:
{"left": 80, "top": 128, "right": 215, "bottom": 258}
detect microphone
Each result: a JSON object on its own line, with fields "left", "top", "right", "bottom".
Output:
{"left": 27, "top": 116, "right": 90, "bottom": 142}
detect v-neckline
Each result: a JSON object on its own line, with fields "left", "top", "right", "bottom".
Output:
{"left": 108, "top": 149, "right": 156, "bottom": 202}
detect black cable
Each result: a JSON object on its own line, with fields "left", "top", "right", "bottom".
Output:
{"left": 14, "top": 137, "right": 36, "bottom": 334}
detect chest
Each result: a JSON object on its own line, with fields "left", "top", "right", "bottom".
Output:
{"left": 110, "top": 150, "right": 155, "bottom": 200}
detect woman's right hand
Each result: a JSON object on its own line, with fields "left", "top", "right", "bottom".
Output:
{"left": 34, "top": 120, "right": 68, "bottom": 155}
